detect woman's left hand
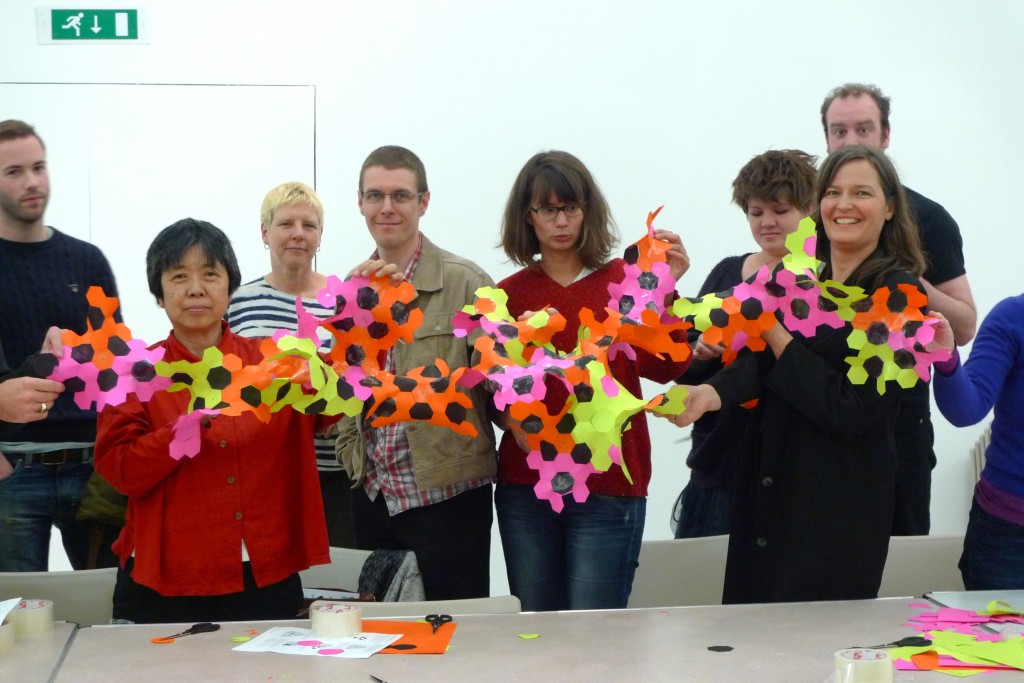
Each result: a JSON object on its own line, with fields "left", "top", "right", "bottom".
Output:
{"left": 927, "top": 310, "right": 956, "bottom": 352}
{"left": 654, "top": 229, "right": 690, "bottom": 281}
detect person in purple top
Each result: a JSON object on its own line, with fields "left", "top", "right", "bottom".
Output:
{"left": 932, "top": 295, "right": 1024, "bottom": 589}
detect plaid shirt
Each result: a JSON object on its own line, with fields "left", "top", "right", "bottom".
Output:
{"left": 363, "top": 234, "right": 489, "bottom": 515}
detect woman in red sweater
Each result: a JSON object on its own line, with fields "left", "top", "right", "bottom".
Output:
{"left": 496, "top": 151, "right": 690, "bottom": 611}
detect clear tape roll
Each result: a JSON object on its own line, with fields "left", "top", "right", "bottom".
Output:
{"left": 9, "top": 599, "right": 55, "bottom": 636}
{"left": 834, "top": 648, "right": 893, "bottom": 683}
{"left": 309, "top": 600, "right": 362, "bottom": 638}
{"left": 0, "top": 621, "right": 14, "bottom": 651}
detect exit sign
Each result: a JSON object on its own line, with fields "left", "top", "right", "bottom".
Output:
{"left": 36, "top": 6, "right": 150, "bottom": 44}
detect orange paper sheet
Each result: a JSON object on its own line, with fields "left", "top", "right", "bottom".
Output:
{"left": 363, "top": 619, "right": 456, "bottom": 655}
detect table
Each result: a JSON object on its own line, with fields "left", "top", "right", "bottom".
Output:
{"left": 927, "top": 590, "right": 1024, "bottom": 636}
{"left": 50, "top": 598, "right": 1023, "bottom": 682}
{"left": 0, "top": 622, "right": 77, "bottom": 683}
{"left": 927, "top": 590, "right": 1024, "bottom": 612}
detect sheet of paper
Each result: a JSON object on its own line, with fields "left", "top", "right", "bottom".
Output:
{"left": 232, "top": 626, "right": 400, "bottom": 658}
{"left": 0, "top": 597, "right": 22, "bottom": 625}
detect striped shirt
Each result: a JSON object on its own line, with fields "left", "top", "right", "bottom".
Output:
{"left": 363, "top": 235, "right": 489, "bottom": 515}
{"left": 225, "top": 277, "right": 340, "bottom": 471}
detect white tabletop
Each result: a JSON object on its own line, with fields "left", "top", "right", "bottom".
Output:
{"left": 927, "top": 590, "right": 1024, "bottom": 611}
{"left": 0, "top": 622, "right": 77, "bottom": 683}
{"left": 50, "top": 598, "right": 1023, "bottom": 682}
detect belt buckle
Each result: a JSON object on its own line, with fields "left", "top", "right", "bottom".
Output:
{"left": 42, "top": 449, "right": 89, "bottom": 466}
{"left": 40, "top": 450, "right": 71, "bottom": 466}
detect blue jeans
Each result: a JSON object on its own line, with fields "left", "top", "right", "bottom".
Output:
{"left": 0, "top": 457, "right": 93, "bottom": 571}
{"left": 960, "top": 499, "right": 1024, "bottom": 590}
{"left": 495, "top": 483, "right": 645, "bottom": 612}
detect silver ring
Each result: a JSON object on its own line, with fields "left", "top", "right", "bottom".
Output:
{"left": 40, "top": 402, "right": 48, "bottom": 413}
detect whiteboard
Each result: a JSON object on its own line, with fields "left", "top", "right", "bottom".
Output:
{"left": 0, "top": 82, "right": 315, "bottom": 343}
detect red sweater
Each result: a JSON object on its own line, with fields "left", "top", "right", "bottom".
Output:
{"left": 496, "top": 260, "right": 690, "bottom": 497}
{"left": 95, "top": 325, "right": 334, "bottom": 596}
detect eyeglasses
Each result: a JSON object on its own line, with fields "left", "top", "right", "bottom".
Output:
{"left": 530, "top": 204, "right": 584, "bottom": 221}
{"left": 360, "top": 190, "right": 423, "bottom": 204}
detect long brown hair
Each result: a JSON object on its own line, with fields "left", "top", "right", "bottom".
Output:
{"left": 500, "top": 151, "right": 617, "bottom": 270}
{"left": 814, "top": 146, "right": 925, "bottom": 291}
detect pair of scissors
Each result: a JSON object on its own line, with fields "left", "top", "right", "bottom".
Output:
{"left": 425, "top": 613, "right": 452, "bottom": 634}
{"left": 854, "top": 636, "right": 932, "bottom": 649}
{"left": 151, "top": 622, "right": 221, "bottom": 644}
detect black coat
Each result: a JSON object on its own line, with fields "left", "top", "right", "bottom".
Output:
{"left": 710, "top": 271, "right": 923, "bottom": 603}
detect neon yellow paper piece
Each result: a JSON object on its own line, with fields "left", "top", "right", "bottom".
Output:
{"left": 780, "top": 217, "right": 822, "bottom": 275}
{"left": 981, "top": 600, "right": 1024, "bottom": 616}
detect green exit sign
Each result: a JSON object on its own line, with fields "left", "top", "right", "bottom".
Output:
{"left": 36, "top": 6, "right": 150, "bottom": 44}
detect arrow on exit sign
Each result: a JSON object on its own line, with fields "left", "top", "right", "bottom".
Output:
{"left": 36, "top": 7, "right": 150, "bottom": 44}
{"left": 51, "top": 9, "right": 138, "bottom": 39}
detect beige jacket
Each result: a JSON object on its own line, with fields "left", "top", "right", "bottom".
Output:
{"left": 336, "top": 234, "right": 498, "bottom": 490}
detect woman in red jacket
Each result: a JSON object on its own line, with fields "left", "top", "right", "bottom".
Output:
{"left": 96, "top": 218, "right": 336, "bottom": 624}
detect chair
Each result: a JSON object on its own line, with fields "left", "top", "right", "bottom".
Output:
{"left": 877, "top": 534, "right": 966, "bottom": 598}
{"left": 298, "top": 546, "right": 372, "bottom": 592}
{"left": 0, "top": 566, "right": 116, "bottom": 626}
{"left": 627, "top": 535, "right": 729, "bottom": 608}
{"left": 354, "top": 595, "right": 521, "bottom": 618}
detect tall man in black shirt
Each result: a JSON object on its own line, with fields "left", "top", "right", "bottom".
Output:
{"left": 820, "top": 84, "right": 977, "bottom": 535}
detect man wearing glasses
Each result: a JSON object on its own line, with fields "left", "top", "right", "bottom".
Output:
{"left": 336, "top": 145, "right": 497, "bottom": 600}
{"left": 820, "top": 84, "right": 977, "bottom": 536}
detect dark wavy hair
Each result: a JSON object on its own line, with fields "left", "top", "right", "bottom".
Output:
{"left": 146, "top": 218, "right": 242, "bottom": 301}
{"left": 814, "top": 146, "right": 925, "bottom": 291}
{"left": 731, "top": 149, "right": 817, "bottom": 213}
{"left": 500, "top": 150, "right": 617, "bottom": 270}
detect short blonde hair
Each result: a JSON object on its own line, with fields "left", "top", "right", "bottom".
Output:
{"left": 260, "top": 181, "right": 324, "bottom": 228}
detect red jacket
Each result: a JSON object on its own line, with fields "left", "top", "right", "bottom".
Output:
{"left": 95, "top": 325, "right": 334, "bottom": 596}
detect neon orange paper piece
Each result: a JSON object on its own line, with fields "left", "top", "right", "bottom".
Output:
{"left": 363, "top": 619, "right": 456, "bottom": 654}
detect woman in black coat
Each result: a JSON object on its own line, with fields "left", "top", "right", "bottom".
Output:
{"left": 674, "top": 145, "right": 927, "bottom": 603}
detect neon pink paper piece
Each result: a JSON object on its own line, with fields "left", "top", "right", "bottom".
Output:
{"left": 169, "top": 409, "right": 219, "bottom": 460}
{"left": 526, "top": 451, "right": 598, "bottom": 512}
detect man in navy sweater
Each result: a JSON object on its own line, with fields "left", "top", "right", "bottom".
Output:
{"left": 0, "top": 119, "right": 120, "bottom": 570}
{"left": 819, "top": 84, "right": 978, "bottom": 535}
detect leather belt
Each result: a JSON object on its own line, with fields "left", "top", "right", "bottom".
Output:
{"left": 6, "top": 448, "right": 94, "bottom": 466}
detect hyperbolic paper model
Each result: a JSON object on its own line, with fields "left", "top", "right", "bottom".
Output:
{"left": 49, "top": 212, "right": 947, "bottom": 507}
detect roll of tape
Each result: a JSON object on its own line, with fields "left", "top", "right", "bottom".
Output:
{"left": 9, "top": 599, "right": 55, "bottom": 636}
{"left": 0, "top": 621, "right": 14, "bottom": 651}
{"left": 834, "top": 648, "right": 893, "bottom": 683}
{"left": 309, "top": 600, "right": 362, "bottom": 638}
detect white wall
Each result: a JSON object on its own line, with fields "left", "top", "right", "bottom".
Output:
{"left": 6, "top": 0, "right": 1020, "bottom": 581}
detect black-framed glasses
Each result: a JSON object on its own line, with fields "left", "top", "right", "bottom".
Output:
{"left": 360, "top": 190, "right": 423, "bottom": 204}
{"left": 530, "top": 204, "right": 584, "bottom": 221}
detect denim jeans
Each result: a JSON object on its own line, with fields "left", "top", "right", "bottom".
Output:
{"left": 0, "top": 457, "right": 93, "bottom": 571}
{"left": 495, "top": 482, "right": 645, "bottom": 612}
{"left": 960, "top": 498, "right": 1024, "bottom": 590}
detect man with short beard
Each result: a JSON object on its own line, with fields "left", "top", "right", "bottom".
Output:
{"left": 0, "top": 119, "right": 121, "bottom": 571}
